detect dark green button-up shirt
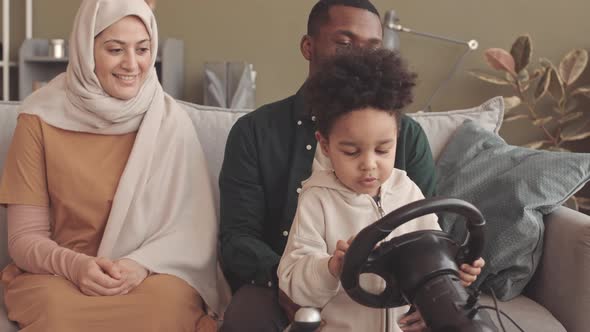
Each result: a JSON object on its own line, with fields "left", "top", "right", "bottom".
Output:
{"left": 219, "top": 90, "right": 436, "bottom": 291}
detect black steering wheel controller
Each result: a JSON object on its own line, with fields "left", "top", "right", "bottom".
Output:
{"left": 341, "top": 197, "right": 497, "bottom": 332}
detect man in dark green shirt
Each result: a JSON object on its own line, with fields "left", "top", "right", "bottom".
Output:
{"left": 219, "top": 1, "right": 436, "bottom": 330}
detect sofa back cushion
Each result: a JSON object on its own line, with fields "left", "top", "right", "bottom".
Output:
{"left": 0, "top": 103, "right": 19, "bottom": 269}
{"left": 0, "top": 97, "right": 504, "bottom": 268}
{"left": 411, "top": 97, "right": 504, "bottom": 160}
{"left": 179, "top": 96, "right": 504, "bottom": 201}
{"left": 178, "top": 102, "right": 248, "bottom": 209}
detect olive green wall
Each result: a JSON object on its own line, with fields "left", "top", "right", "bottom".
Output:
{"left": 2, "top": 0, "right": 590, "bottom": 145}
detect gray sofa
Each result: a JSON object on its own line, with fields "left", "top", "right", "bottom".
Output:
{"left": 0, "top": 100, "right": 588, "bottom": 331}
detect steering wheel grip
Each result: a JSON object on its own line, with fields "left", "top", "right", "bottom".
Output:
{"left": 341, "top": 197, "right": 486, "bottom": 308}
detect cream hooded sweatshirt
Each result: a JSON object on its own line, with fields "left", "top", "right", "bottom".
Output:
{"left": 278, "top": 169, "right": 440, "bottom": 332}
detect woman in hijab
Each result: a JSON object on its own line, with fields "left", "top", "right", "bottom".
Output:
{"left": 0, "top": 0, "right": 230, "bottom": 330}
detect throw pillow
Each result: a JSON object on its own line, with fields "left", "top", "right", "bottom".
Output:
{"left": 436, "top": 121, "right": 590, "bottom": 300}
{"left": 408, "top": 96, "right": 504, "bottom": 161}
{"left": 179, "top": 101, "right": 248, "bottom": 209}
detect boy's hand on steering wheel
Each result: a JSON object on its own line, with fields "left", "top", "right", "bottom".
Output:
{"left": 459, "top": 257, "right": 485, "bottom": 287}
{"left": 328, "top": 237, "right": 354, "bottom": 278}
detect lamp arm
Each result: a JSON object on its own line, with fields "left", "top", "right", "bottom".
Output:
{"left": 383, "top": 19, "right": 479, "bottom": 111}
{"left": 423, "top": 48, "right": 471, "bottom": 112}
{"left": 386, "top": 23, "right": 478, "bottom": 50}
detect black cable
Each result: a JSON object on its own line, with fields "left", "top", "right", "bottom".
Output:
{"left": 473, "top": 286, "right": 525, "bottom": 332}
{"left": 476, "top": 306, "right": 525, "bottom": 332}
{"left": 486, "top": 287, "right": 507, "bottom": 332}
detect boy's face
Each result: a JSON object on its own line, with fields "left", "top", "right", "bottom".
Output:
{"left": 317, "top": 108, "right": 398, "bottom": 197}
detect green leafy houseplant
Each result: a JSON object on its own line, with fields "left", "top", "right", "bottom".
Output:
{"left": 470, "top": 35, "right": 590, "bottom": 210}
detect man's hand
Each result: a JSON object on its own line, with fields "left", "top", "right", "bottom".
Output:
{"left": 328, "top": 238, "right": 353, "bottom": 278}
{"left": 113, "top": 258, "right": 149, "bottom": 295}
{"left": 278, "top": 289, "right": 301, "bottom": 323}
{"left": 75, "top": 256, "right": 126, "bottom": 296}
{"left": 398, "top": 307, "right": 428, "bottom": 332}
{"left": 459, "top": 257, "right": 485, "bottom": 287}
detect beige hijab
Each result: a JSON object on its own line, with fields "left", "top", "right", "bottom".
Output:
{"left": 18, "top": 0, "right": 230, "bottom": 316}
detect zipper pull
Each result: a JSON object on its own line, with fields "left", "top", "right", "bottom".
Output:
{"left": 376, "top": 195, "right": 385, "bottom": 218}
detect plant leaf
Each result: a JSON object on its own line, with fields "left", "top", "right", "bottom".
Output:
{"left": 559, "top": 49, "right": 588, "bottom": 86}
{"left": 521, "top": 82, "right": 531, "bottom": 91}
{"left": 523, "top": 140, "right": 546, "bottom": 149}
{"left": 534, "top": 67, "right": 551, "bottom": 100}
{"left": 532, "top": 116, "right": 553, "bottom": 127}
{"left": 551, "top": 106, "right": 562, "bottom": 115}
{"left": 503, "top": 96, "right": 522, "bottom": 111}
{"left": 576, "top": 196, "right": 590, "bottom": 210}
{"left": 468, "top": 70, "right": 511, "bottom": 85}
{"left": 539, "top": 58, "right": 554, "bottom": 68}
{"left": 564, "top": 196, "right": 579, "bottom": 211}
{"left": 547, "top": 67, "right": 565, "bottom": 102}
{"left": 561, "top": 130, "right": 590, "bottom": 142}
{"left": 529, "top": 68, "right": 544, "bottom": 81}
{"left": 517, "top": 69, "right": 530, "bottom": 83}
{"left": 564, "top": 99, "right": 580, "bottom": 113}
{"left": 504, "top": 114, "right": 529, "bottom": 122}
{"left": 560, "top": 120, "right": 590, "bottom": 142}
{"left": 504, "top": 72, "right": 517, "bottom": 84}
{"left": 511, "top": 35, "right": 532, "bottom": 73}
{"left": 558, "top": 112, "right": 584, "bottom": 124}
{"left": 485, "top": 48, "right": 516, "bottom": 76}
{"left": 571, "top": 85, "right": 590, "bottom": 97}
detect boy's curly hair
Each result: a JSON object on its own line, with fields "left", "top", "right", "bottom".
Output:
{"left": 305, "top": 48, "right": 417, "bottom": 136}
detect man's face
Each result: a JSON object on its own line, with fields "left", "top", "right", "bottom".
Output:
{"left": 303, "top": 5, "right": 383, "bottom": 75}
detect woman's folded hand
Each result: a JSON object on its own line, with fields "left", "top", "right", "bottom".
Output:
{"left": 113, "top": 258, "right": 149, "bottom": 295}
{"left": 74, "top": 256, "right": 127, "bottom": 296}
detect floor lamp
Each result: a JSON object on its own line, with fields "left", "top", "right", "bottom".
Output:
{"left": 382, "top": 10, "right": 478, "bottom": 112}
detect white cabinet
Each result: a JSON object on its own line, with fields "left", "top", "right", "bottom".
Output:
{"left": 1, "top": 0, "right": 11, "bottom": 101}
{"left": 1, "top": 0, "right": 33, "bottom": 101}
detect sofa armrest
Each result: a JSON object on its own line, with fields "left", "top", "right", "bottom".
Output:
{"left": 526, "top": 206, "right": 590, "bottom": 332}
{"left": 0, "top": 208, "right": 10, "bottom": 269}
{"left": 0, "top": 286, "right": 18, "bottom": 332}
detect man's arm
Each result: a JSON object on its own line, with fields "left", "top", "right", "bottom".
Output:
{"left": 219, "top": 117, "right": 281, "bottom": 289}
{"left": 401, "top": 118, "right": 437, "bottom": 198}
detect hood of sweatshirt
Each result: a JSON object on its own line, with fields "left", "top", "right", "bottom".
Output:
{"left": 301, "top": 169, "right": 414, "bottom": 209}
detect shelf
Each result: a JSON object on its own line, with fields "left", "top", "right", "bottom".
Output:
{"left": 0, "top": 60, "right": 17, "bottom": 67}
{"left": 23, "top": 56, "right": 163, "bottom": 63}
{"left": 23, "top": 56, "right": 68, "bottom": 63}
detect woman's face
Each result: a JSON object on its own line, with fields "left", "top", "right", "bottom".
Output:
{"left": 94, "top": 15, "right": 151, "bottom": 100}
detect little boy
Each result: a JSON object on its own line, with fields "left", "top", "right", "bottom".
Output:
{"left": 277, "top": 48, "right": 483, "bottom": 332}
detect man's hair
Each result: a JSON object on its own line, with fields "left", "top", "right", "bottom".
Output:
{"left": 305, "top": 48, "right": 417, "bottom": 137}
{"left": 307, "top": 0, "right": 380, "bottom": 36}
